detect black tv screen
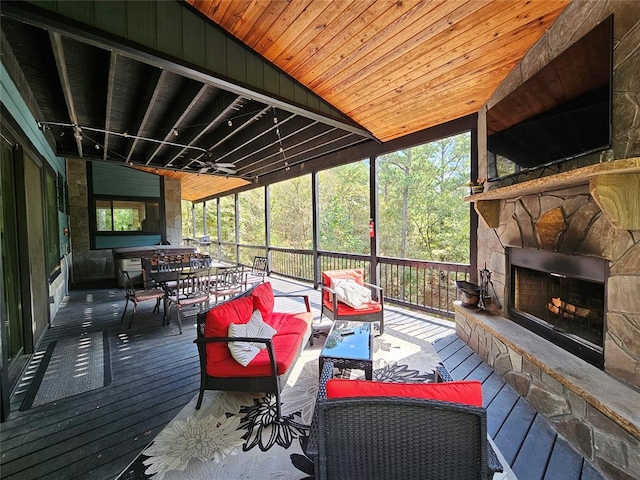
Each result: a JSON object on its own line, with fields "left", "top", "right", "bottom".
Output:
{"left": 487, "top": 15, "right": 612, "bottom": 177}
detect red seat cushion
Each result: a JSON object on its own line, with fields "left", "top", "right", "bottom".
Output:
{"left": 251, "top": 282, "right": 275, "bottom": 322}
{"left": 323, "top": 298, "right": 382, "bottom": 315}
{"left": 204, "top": 296, "right": 254, "bottom": 338}
{"left": 325, "top": 378, "right": 483, "bottom": 407}
{"left": 206, "top": 333, "right": 303, "bottom": 377}
{"left": 321, "top": 269, "right": 365, "bottom": 304}
{"left": 268, "top": 311, "right": 311, "bottom": 336}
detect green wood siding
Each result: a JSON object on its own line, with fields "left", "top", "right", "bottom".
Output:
{"left": 91, "top": 162, "right": 160, "bottom": 197}
{"left": 95, "top": 234, "right": 161, "bottom": 249}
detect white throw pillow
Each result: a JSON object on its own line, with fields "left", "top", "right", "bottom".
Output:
{"left": 330, "top": 278, "right": 372, "bottom": 309}
{"left": 228, "top": 310, "right": 277, "bottom": 367}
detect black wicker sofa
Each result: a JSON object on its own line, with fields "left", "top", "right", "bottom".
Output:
{"left": 194, "top": 281, "right": 312, "bottom": 420}
{"left": 304, "top": 361, "right": 503, "bottom": 479}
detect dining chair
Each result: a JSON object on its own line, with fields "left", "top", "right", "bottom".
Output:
{"left": 119, "top": 270, "right": 167, "bottom": 330}
{"left": 166, "top": 268, "right": 211, "bottom": 334}
{"left": 244, "top": 256, "right": 268, "bottom": 287}
{"left": 210, "top": 265, "right": 245, "bottom": 303}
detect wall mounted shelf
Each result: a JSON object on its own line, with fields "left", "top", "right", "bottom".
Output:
{"left": 465, "top": 158, "right": 640, "bottom": 230}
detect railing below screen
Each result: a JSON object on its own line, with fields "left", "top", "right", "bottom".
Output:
{"left": 209, "top": 242, "right": 470, "bottom": 318}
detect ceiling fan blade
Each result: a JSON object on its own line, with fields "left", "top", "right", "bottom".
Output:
{"left": 215, "top": 163, "right": 235, "bottom": 168}
{"left": 198, "top": 167, "right": 209, "bottom": 173}
{"left": 215, "top": 166, "right": 236, "bottom": 174}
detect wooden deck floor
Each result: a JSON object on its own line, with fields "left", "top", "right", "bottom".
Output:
{"left": 1, "top": 276, "right": 603, "bottom": 479}
{"left": 433, "top": 335, "right": 605, "bottom": 480}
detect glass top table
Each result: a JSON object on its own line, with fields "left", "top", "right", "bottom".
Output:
{"left": 319, "top": 320, "right": 373, "bottom": 380}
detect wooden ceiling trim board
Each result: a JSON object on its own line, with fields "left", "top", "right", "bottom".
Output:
{"left": 283, "top": 0, "right": 379, "bottom": 77}
{"left": 310, "top": 0, "right": 488, "bottom": 98}
{"left": 301, "top": 0, "right": 450, "bottom": 91}
{"left": 363, "top": 62, "right": 519, "bottom": 135}
{"left": 329, "top": 0, "right": 518, "bottom": 109}
{"left": 336, "top": 2, "right": 567, "bottom": 114}
{"left": 205, "top": 0, "right": 234, "bottom": 24}
{"left": 224, "top": 0, "right": 270, "bottom": 40}
{"left": 287, "top": 1, "right": 394, "bottom": 81}
{"left": 241, "top": 1, "right": 291, "bottom": 47}
{"left": 270, "top": 1, "right": 354, "bottom": 68}
{"left": 217, "top": 0, "right": 254, "bottom": 31}
{"left": 343, "top": 10, "right": 561, "bottom": 122}
{"left": 261, "top": 0, "right": 333, "bottom": 61}
{"left": 252, "top": 0, "right": 315, "bottom": 54}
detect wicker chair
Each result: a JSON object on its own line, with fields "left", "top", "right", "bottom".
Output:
{"left": 305, "top": 361, "right": 503, "bottom": 480}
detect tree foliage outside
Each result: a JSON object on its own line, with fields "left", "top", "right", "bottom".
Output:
{"left": 318, "top": 160, "right": 370, "bottom": 253}
{"left": 378, "top": 132, "right": 471, "bottom": 263}
{"left": 219, "top": 195, "right": 235, "bottom": 243}
{"left": 269, "top": 176, "right": 312, "bottom": 249}
{"left": 204, "top": 199, "right": 218, "bottom": 241}
{"left": 238, "top": 188, "right": 265, "bottom": 246}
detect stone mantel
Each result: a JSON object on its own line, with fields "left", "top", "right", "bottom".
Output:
{"left": 466, "top": 158, "right": 640, "bottom": 229}
{"left": 455, "top": 304, "right": 640, "bottom": 477}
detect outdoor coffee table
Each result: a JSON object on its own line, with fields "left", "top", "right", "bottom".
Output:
{"left": 319, "top": 320, "right": 373, "bottom": 380}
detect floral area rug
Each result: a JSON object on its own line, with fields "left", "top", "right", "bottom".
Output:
{"left": 117, "top": 328, "right": 443, "bottom": 480}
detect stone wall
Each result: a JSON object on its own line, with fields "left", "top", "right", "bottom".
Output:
{"left": 457, "top": 308, "right": 640, "bottom": 480}
{"left": 67, "top": 159, "right": 114, "bottom": 284}
{"left": 476, "top": 1, "right": 640, "bottom": 388}
{"left": 164, "top": 176, "right": 182, "bottom": 245}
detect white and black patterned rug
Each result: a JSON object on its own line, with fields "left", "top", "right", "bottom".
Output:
{"left": 117, "top": 330, "right": 442, "bottom": 480}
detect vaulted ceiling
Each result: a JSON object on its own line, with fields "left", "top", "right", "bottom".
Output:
{"left": 1, "top": 0, "right": 571, "bottom": 201}
{"left": 189, "top": 0, "right": 571, "bottom": 142}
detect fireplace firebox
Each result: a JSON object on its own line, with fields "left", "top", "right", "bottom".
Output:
{"left": 508, "top": 248, "right": 607, "bottom": 369}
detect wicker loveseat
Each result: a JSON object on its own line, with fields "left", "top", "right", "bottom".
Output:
{"left": 305, "top": 361, "right": 503, "bottom": 480}
{"left": 194, "top": 282, "right": 312, "bottom": 420}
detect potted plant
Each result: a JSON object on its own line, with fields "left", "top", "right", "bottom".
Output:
{"left": 465, "top": 178, "right": 485, "bottom": 195}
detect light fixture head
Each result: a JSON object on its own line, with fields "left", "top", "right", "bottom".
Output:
{"left": 227, "top": 120, "right": 233, "bottom": 127}
{"left": 172, "top": 128, "right": 178, "bottom": 136}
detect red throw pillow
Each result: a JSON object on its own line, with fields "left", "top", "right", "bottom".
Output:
{"left": 251, "top": 282, "right": 274, "bottom": 321}
{"left": 325, "top": 378, "right": 483, "bottom": 407}
{"left": 204, "top": 296, "right": 253, "bottom": 338}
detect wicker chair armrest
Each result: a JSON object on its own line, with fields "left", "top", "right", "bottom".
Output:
{"left": 274, "top": 294, "right": 311, "bottom": 312}
{"left": 305, "top": 360, "right": 334, "bottom": 462}
{"left": 363, "top": 282, "right": 383, "bottom": 292}
{"left": 319, "top": 284, "right": 336, "bottom": 295}
{"left": 488, "top": 442, "right": 504, "bottom": 477}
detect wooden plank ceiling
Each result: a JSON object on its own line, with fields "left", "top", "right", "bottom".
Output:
{"left": 188, "top": 0, "right": 571, "bottom": 143}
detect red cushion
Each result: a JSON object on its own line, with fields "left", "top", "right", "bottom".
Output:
{"left": 206, "top": 333, "right": 302, "bottom": 377}
{"left": 323, "top": 298, "right": 382, "bottom": 316}
{"left": 268, "top": 311, "right": 312, "bottom": 336}
{"left": 322, "top": 269, "right": 365, "bottom": 303}
{"left": 251, "top": 282, "right": 275, "bottom": 322}
{"left": 204, "top": 296, "right": 253, "bottom": 338}
{"left": 325, "top": 378, "right": 483, "bottom": 407}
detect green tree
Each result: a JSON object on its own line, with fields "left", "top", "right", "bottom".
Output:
{"left": 270, "top": 176, "right": 312, "bottom": 248}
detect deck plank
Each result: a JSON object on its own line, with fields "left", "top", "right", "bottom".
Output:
{"left": 543, "top": 436, "right": 584, "bottom": 480}
{"left": 494, "top": 397, "right": 537, "bottom": 464}
{"left": 486, "top": 384, "right": 519, "bottom": 437}
{"left": 512, "top": 414, "right": 556, "bottom": 480}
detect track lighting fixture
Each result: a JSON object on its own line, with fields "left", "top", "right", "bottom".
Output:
{"left": 172, "top": 128, "right": 179, "bottom": 136}
{"left": 228, "top": 120, "right": 233, "bottom": 127}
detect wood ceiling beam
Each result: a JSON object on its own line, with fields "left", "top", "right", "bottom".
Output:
{"left": 145, "top": 83, "right": 210, "bottom": 165}
{"left": 102, "top": 51, "right": 118, "bottom": 161}
{"left": 49, "top": 32, "right": 83, "bottom": 157}
{"left": 171, "top": 93, "right": 247, "bottom": 169}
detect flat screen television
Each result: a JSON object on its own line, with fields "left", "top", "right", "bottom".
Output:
{"left": 487, "top": 15, "right": 613, "bottom": 179}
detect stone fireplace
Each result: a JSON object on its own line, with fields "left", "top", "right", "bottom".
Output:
{"left": 456, "top": 3, "right": 640, "bottom": 478}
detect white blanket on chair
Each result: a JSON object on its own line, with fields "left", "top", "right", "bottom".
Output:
{"left": 330, "top": 278, "right": 371, "bottom": 309}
